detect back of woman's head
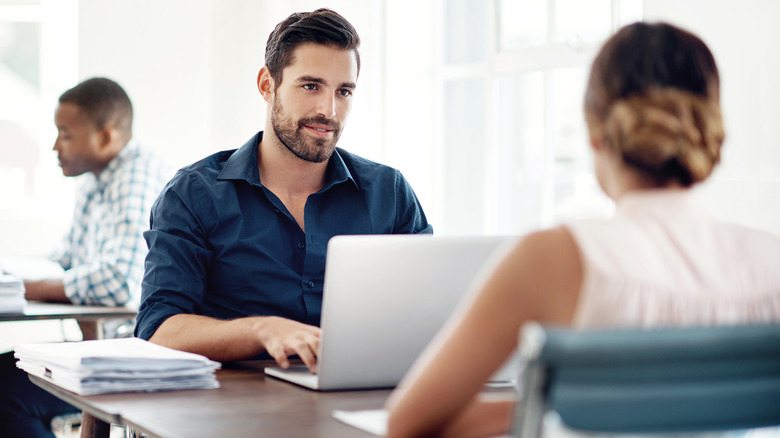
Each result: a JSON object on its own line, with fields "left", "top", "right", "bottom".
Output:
{"left": 585, "top": 22, "right": 724, "bottom": 186}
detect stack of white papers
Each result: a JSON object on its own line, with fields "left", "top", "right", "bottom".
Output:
{"left": 0, "top": 274, "right": 26, "bottom": 313}
{"left": 15, "top": 338, "right": 221, "bottom": 395}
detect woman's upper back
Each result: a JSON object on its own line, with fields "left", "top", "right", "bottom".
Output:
{"left": 565, "top": 189, "right": 780, "bottom": 327}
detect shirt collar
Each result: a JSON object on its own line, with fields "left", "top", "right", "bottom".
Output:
{"left": 322, "top": 147, "right": 357, "bottom": 193}
{"left": 218, "top": 131, "right": 357, "bottom": 191}
{"left": 218, "top": 132, "right": 262, "bottom": 185}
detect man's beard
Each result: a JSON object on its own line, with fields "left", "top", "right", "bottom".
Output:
{"left": 271, "top": 98, "right": 341, "bottom": 163}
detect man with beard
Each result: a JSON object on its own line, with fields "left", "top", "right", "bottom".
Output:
{"left": 134, "top": 8, "right": 432, "bottom": 372}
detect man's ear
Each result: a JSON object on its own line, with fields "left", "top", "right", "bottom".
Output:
{"left": 98, "top": 126, "right": 125, "bottom": 160}
{"left": 99, "top": 126, "right": 114, "bottom": 150}
{"left": 257, "top": 66, "right": 275, "bottom": 103}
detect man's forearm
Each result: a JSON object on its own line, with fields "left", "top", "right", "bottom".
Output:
{"left": 148, "top": 314, "right": 266, "bottom": 362}
{"left": 24, "top": 279, "right": 69, "bottom": 303}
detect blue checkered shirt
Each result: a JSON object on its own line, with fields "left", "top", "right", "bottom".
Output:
{"left": 51, "top": 140, "right": 172, "bottom": 307}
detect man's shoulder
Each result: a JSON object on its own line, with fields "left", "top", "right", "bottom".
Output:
{"left": 179, "top": 133, "right": 259, "bottom": 180}
{"left": 166, "top": 150, "right": 240, "bottom": 185}
{"left": 180, "top": 149, "right": 237, "bottom": 174}
{"left": 336, "top": 147, "right": 400, "bottom": 178}
{"left": 155, "top": 149, "right": 233, "bottom": 195}
{"left": 151, "top": 150, "right": 237, "bottom": 212}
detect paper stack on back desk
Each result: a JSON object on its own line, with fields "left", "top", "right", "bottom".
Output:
{"left": 0, "top": 274, "right": 26, "bottom": 313}
{"left": 15, "top": 338, "right": 221, "bottom": 395}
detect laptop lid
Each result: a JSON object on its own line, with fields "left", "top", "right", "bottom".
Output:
{"left": 265, "top": 234, "right": 517, "bottom": 391}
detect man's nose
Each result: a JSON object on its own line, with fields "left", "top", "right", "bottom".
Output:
{"left": 315, "top": 92, "right": 336, "bottom": 119}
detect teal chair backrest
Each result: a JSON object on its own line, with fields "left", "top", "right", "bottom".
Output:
{"left": 512, "top": 323, "right": 780, "bottom": 438}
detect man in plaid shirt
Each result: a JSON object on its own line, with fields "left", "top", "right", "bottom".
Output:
{"left": 23, "top": 77, "right": 171, "bottom": 307}
{"left": 0, "top": 77, "right": 171, "bottom": 437}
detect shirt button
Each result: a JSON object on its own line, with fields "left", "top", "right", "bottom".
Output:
{"left": 297, "top": 242, "right": 305, "bottom": 249}
{"left": 308, "top": 280, "right": 315, "bottom": 288}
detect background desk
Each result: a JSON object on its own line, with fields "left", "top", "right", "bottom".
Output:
{"left": 0, "top": 301, "right": 137, "bottom": 340}
{"left": 31, "top": 360, "right": 390, "bottom": 438}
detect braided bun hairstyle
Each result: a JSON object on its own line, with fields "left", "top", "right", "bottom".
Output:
{"left": 585, "top": 22, "right": 724, "bottom": 187}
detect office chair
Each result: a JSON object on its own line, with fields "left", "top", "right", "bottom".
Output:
{"left": 512, "top": 322, "right": 780, "bottom": 438}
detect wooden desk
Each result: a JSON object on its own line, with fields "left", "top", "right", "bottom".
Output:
{"left": 31, "top": 361, "right": 391, "bottom": 438}
{"left": 0, "top": 301, "right": 137, "bottom": 340}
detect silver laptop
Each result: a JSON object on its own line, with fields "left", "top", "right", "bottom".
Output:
{"left": 264, "top": 234, "right": 521, "bottom": 391}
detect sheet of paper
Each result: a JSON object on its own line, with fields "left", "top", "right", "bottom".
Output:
{"left": 0, "top": 255, "right": 64, "bottom": 281}
{"left": 332, "top": 409, "right": 514, "bottom": 438}
{"left": 332, "top": 409, "right": 387, "bottom": 436}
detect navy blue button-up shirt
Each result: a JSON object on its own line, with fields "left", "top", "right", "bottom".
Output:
{"left": 135, "top": 132, "right": 432, "bottom": 341}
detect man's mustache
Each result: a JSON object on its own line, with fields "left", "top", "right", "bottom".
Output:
{"left": 299, "top": 116, "right": 339, "bottom": 131}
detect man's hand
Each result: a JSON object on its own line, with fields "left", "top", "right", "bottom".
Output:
{"left": 256, "top": 316, "right": 321, "bottom": 373}
{"left": 148, "top": 314, "right": 322, "bottom": 369}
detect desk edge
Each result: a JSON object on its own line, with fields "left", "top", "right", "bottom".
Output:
{"left": 28, "top": 374, "right": 122, "bottom": 425}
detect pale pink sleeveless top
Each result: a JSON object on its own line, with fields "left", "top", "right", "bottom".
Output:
{"left": 565, "top": 189, "right": 780, "bottom": 328}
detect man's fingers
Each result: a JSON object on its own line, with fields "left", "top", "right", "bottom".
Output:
{"left": 294, "top": 339, "right": 319, "bottom": 374}
{"left": 258, "top": 317, "right": 322, "bottom": 371}
{"left": 266, "top": 343, "right": 290, "bottom": 369}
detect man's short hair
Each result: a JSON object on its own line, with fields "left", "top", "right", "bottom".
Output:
{"left": 264, "top": 8, "right": 361, "bottom": 87}
{"left": 59, "top": 77, "right": 133, "bottom": 135}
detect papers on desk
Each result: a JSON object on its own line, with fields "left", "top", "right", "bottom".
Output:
{"left": 0, "top": 255, "right": 64, "bottom": 281}
{"left": 0, "top": 274, "right": 26, "bottom": 313}
{"left": 333, "top": 409, "right": 514, "bottom": 438}
{"left": 14, "top": 337, "right": 221, "bottom": 395}
{"left": 332, "top": 409, "right": 387, "bottom": 436}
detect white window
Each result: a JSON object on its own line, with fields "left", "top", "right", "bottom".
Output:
{"left": 384, "top": 0, "right": 642, "bottom": 235}
{"left": 0, "top": 0, "right": 78, "bottom": 255}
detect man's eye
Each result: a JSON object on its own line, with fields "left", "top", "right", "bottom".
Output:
{"left": 303, "top": 84, "right": 318, "bottom": 91}
{"left": 338, "top": 89, "right": 352, "bottom": 97}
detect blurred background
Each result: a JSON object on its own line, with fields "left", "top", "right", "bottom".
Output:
{"left": 1, "top": 0, "right": 779, "bottom": 258}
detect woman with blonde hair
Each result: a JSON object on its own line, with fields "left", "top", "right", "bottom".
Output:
{"left": 385, "top": 22, "right": 780, "bottom": 438}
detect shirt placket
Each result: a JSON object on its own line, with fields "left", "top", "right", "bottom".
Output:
{"left": 299, "top": 199, "right": 326, "bottom": 326}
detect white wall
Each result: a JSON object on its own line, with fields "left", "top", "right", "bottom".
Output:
{"left": 1, "top": 0, "right": 386, "bottom": 257}
{"left": 644, "top": 0, "right": 780, "bottom": 235}
{"left": 3, "top": 0, "right": 778, "bottom": 259}
{"left": 2, "top": 0, "right": 778, "bottom": 351}
{"left": 79, "top": 0, "right": 215, "bottom": 168}
{"left": 78, "top": 0, "right": 779, "bottom": 235}
{"left": 77, "top": 0, "right": 384, "bottom": 171}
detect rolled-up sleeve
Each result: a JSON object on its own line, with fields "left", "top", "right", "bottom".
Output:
{"left": 135, "top": 170, "right": 214, "bottom": 340}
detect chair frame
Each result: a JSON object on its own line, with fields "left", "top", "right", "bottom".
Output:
{"left": 512, "top": 323, "right": 780, "bottom": 438}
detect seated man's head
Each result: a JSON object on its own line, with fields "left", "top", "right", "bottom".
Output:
{"left": 54, "top": 77, "right": 133, "bottom": 177}
{"left": 259, "top": 8, "right": 361, "bottom": 163}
